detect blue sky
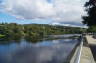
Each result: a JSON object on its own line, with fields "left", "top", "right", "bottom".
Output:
{"left": 0, "top": 0, "right": 87, "bottom": 27}
{"left": 0, "top": 0, "right": 53, "bottom": 24}
{"left": 0, "top": 12, "right": 52, "bottom": 24}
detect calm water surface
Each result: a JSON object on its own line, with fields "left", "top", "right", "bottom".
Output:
{"left": 0, "top": 35, "right": 80, "bottom": 63}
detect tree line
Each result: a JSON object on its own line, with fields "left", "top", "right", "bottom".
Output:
{"left": 82, "top": 0, "right": 96, "bottom": 32}
{"left": 0, "top": 23, "right": 85, "bottom": 42}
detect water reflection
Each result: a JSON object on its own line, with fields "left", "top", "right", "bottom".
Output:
{"left": 0, "top": 38, "right": 78, "bottom": 63}
{"left": 0, "top": 34, "right": 81, "bottom": 44}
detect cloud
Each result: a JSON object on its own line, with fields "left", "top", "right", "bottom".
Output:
{"left": 2, "top": 0, "right": 56, "bottom": 19}
{"left": 0, "top": 0, "right": 86, "bottom": 26}
{"left": 51, "top": 22, "right": 87, "bottom": 28}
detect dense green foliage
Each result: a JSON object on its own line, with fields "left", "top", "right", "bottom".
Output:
{"left": 0, "top": 23, "right": 84, "bottom": 42}
{"left": 87, "top": 26, "right": 96, "bottom": 32}
{"left": 82, "top": 0, "right": 96, "bottom": 26}
{"left": 0, "top": 34, "right": 5, "bottom": 38}
{"left": 82, "top": 0, "right": 96, "bottom": 32}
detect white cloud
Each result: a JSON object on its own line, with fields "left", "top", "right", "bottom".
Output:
{"left": 51, "top": 22, "right": 87, "bottom": 28}
{"left": 53, "top": 0, "right": 86, "bottom": 22}
{"left": 3, "top": 0, "right": 56, "bottom": 19}
{"left": 1, "top": 0, "right": 86, "bottom": 26}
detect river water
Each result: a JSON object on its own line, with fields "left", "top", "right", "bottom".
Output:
{"left": 0, "top": 35, "right": 80, "bottom": 63}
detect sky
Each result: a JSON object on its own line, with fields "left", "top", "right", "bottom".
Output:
{"left": 0, "top": 0, "right": 87, "bottom": 27}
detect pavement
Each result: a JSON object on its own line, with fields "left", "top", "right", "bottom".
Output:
{"left": 86, "top": 35, "right": 96, "bottom": 45}
{"left": 70, "top": 35, "right": 96, "bottom": 63}
{"left": 80, "top": 46, "right": 95, "bottom": 63}
{"left": 80, "top": 35, "right": 96, "bottom": 63}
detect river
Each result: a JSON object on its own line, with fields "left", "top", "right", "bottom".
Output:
{"left": 0, "top": 34, "right": 80, "bottom": 63}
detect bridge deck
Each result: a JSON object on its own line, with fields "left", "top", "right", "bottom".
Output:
{"left": 80, "top": 46, "right": 95, "bottom": 63}
{"left": 80, "top": 35, "right": 96, "bottom": 63}
{"left": 86, "top": 35, "right": 96, "bottom": 45}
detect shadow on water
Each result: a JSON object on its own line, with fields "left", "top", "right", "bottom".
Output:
{"left": 0, "top": 37, "right": 21, "bottom": 45}
{"left": 89, "top": 44, "right": 96, "bottom": 61}
{"left": 0, "top": 34, "right": 80, "bottom": 44}
{"left": 0, "top": 35, "right": 43, "bottom": 44}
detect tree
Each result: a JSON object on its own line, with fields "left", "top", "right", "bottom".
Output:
{"left": 82, "top": 0, "right": 96, "bottom": 26}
